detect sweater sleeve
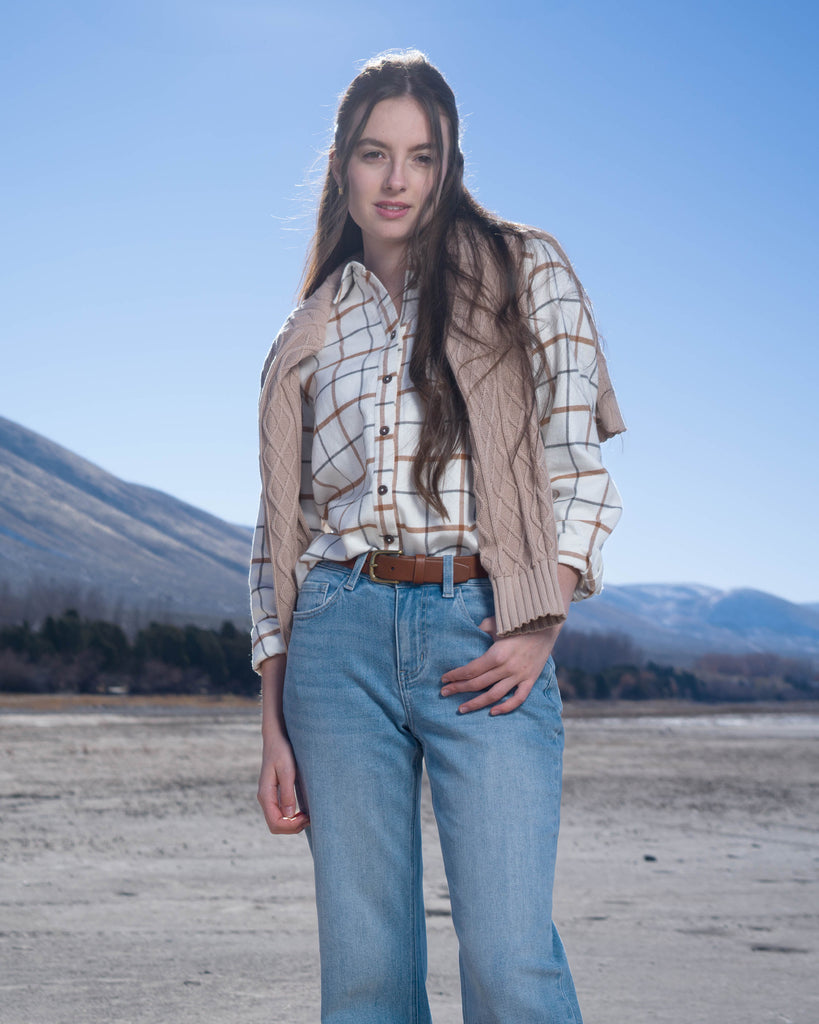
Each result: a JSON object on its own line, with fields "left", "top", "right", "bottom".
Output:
{"left": 249, "top": 372, "right": 323, "bottom": 670}
{"left": 524, "top": 239, "right": 623, "bottom": 600}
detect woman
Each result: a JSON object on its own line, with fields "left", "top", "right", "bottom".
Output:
{"left": 251, "top": 50, "right": 624, "bottom": 1023}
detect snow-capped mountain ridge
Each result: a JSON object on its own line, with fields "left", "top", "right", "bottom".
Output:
{"left": 569, "top": 582, "right": 819, "bottom": 663}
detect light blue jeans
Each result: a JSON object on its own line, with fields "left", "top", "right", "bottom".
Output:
{"left": 283, "top": 556, "right": 583, "bottom": 1024}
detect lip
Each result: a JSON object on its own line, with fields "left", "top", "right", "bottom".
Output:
{"left": 374, "top": 202, "right": 411, "bottom": 220}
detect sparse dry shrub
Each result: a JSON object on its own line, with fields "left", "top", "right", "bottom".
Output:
{"left": 130, "top": 659, "right": 211, "bottom": 696}
{"left": 0, "top": 649, "right": 46, "bottom": 693}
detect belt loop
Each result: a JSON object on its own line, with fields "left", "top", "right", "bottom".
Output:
{"left": 345, "top": 552, "right": 368, "bottom": 591}
{"left": 442, "top": 553, "right": 455, "bottom": 598}
{"left": 411, "top": 554, "right": 427, "bottom": 585}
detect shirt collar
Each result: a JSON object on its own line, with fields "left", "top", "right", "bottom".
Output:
{"left": 333, "top": 258, "right": 366, "bottom": 305}
{"left": 333, "top": 258, "right": 418, "bottom": 333}
{"left": 334, "top": 258, "right": 417, "bottom": 303}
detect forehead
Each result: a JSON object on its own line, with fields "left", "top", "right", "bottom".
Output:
{"left": 357, "top": 95, "right": 442, "bottom": 144}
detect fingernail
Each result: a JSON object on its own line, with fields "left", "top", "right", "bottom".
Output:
{"left": 441, "top": 688, "right": 451, "bottom": 696}
{"left": 283, "top": 805, "right": 296, "bottom": 817}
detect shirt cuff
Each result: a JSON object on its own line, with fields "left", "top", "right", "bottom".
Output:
{"left": 558, "top": 548, "right": 603, "bottom": 601}
{"left": 251, "top": 622, "right": 286, "bottom": 672}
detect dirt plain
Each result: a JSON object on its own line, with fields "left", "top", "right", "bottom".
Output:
{"left": 1, "top": 696, "right": 817, "bottom": 1024}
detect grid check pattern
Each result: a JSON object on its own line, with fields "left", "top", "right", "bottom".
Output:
{"left": 250, "top": 238, "right": 622, "bottom": 666}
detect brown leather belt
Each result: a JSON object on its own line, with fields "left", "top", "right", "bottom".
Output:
{"left": 340, "top": 550, "right": 488, "bottom": 585}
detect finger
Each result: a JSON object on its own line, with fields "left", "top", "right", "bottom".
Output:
{"left": 257, "top": 789, "right": 309, "bottom": 834}
{"left": 489, "top": 678, "right": 536, "bottom": 716}
{"left": 478, "top": 615, "right": 498, "bottom": 638}
{"left": 456, "top": 678, "right": 516, "bottom": 713}
{"left": 441, "top": 665, "right": 507, "bottom": 696}
{"left": 277, "top": 766, "right": 299, "bottom": 819}
{"left": 257, "top": 772, "right": 309, "bottom": 832}
{"left": 441, "top": 649, "right": 498, "bottom": 684}
{"left": 268, "top": 812, "right": 310, "bottom": 835}
{"left": 257, "top": 785, "right": 281, "bottom": 825}
{"left": 459, "top": 676, "right": 538, "bottom": 715}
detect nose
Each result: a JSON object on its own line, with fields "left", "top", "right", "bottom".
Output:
{"left": 384, "top": 160, "right": 406, "bottom": 192}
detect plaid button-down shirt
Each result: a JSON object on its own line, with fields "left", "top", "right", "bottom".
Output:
{"left": 250, "top": 239, "right": 622, "bottom": 667}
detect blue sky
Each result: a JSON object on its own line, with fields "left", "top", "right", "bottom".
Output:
{"left": 2, "top": 0, "right": 818, "bottom": 602}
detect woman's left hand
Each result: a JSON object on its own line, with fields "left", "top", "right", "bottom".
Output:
{"left": 440, "top": 617, "right": 559, "bottom": 715}
{"left": 440, "top": 564, "right": 580, "bottom": 715}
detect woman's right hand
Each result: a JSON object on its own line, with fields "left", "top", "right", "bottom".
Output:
{"left": 258, "top": 738, "right": 309, "bottom": 834}
{"left": 257, "top": 653, "right": 309, "bottom": 835}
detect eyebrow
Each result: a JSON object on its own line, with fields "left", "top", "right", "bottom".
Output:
{"left": 356, "top": 137, "right": 434, "bottom": 152}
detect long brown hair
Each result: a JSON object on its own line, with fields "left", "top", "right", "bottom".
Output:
{"left": 302, "top": 50, "right": 588, "bottom": 517}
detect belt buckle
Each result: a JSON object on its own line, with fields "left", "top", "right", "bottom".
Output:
{"left": 368, "top": 548, "right": 403, "bottom": 583}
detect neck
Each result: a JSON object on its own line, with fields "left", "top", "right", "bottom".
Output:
{"left": 362, "top": 242, "right": 407, "bottom": 314}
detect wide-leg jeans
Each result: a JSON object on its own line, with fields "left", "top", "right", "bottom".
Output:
{"left": 283, "top": 556, "right": 583, "bottom": 1024}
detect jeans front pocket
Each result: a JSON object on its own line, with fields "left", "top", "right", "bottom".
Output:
{"left": 292, "top": 565, "right": 348, "bottom": 620}
{"left": 454, "top": 579, "right": 496, "bottom": 631}
{"left": 294, "top": 580, "right": 329, "bottom": 614}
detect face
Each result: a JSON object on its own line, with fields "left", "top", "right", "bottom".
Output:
{"left": 335, "top": 95, "right": 448, "bottom": 267}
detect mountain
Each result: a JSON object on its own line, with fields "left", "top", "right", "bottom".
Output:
{"left": 0, "top": 415, "right": 252, "bottom": 626}
{"left": 568, "top": 582, "right": 819, "bottom": 664}
{"left": 2, "top": 415, "right": 818, "bottom": 663}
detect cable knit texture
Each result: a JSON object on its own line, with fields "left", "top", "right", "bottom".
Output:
{"left": 258, "top": 240, "right": 625, "bottom": 648}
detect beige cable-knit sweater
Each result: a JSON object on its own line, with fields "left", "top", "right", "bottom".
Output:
{"left": 258, "top": 242, "right": 625, "bottom": 649}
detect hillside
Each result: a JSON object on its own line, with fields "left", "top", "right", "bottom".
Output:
{"left": 569, "top": 582, "right": 819, "bottom": 664}
{"left": 0, "top": 416, "right": 251, "bottom": 626}
{"left": 2, "top": 415, "right": 818, "bottom": 663}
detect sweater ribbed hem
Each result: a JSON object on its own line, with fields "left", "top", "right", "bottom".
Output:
{"left": 492, "top": 558, "right": 567, "bottom": 637}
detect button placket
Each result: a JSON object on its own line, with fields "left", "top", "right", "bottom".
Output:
{"left": 372, "top": 315, "right": 405, "bottom": 548}
{"left": 374, "top": 318, "right": 401, "bottom": 544}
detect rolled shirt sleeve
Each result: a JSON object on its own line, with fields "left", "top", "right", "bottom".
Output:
{"left": 249, "top": 494, "right": 286, "bottom": 669}
{"left": 525, "top": 239, "right": 623, "bottom": 600}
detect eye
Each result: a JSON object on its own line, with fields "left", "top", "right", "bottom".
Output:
{"left": 415, "top": 154, "right": 434, "bottom": 166}
{"left": 361, "top": 149, "right": 384, "bottom": 161}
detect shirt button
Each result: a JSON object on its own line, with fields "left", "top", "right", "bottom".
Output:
{"left": 390, "top": 330, "right": 397, "bottom": 340}
{"left": 382, "top": 374, "right": 393, "bottom": 383}
{"left": 383, "top": 535, "right": 395, "bottom": 544}
{"left": 379, "top": 426, "right": 389, "bottom": 436}
{"left": 377, "top": 485, "right": 388, "bottom": 495}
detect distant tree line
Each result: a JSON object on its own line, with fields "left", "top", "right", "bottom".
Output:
{"left": 0, "top": 612, "right": 817, "bottom": 702}
{"left": 553, "top": 631, "right": 818, "bottom": 702}
{"left": 691, "top": 651, "right": 818, "bottom": 702}
{"left": 0, "top": 610, "right": 258, "bottom": 697}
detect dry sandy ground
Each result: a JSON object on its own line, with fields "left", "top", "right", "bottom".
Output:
{"left": 1, "top": 698, "right": 817, "bottom": 1024}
